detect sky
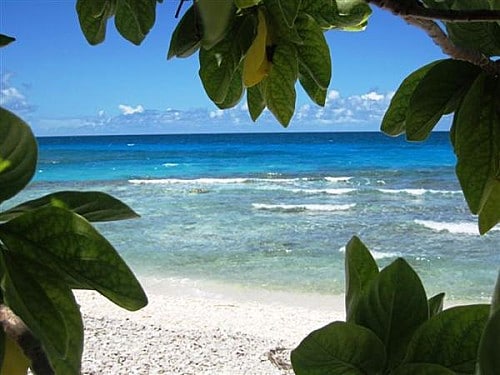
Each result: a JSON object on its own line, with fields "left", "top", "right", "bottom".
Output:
{"left": 0, "top": 1, "right": 450, "bottom": 136}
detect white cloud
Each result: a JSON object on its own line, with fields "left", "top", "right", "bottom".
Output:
{"left": 0, "top": 73, "right": 35, "bottom": 113}
{"left": 361, "top": 91, "right": 385, "bottom": 101}
{"left": 118, "top": 104, "right": 144, "bottom": 115}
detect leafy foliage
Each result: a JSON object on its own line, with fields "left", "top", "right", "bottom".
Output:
{"left": 0, "top": 107, "right": 147, "bottom": 374}
{"left": 292, "top": 236, "right": 496, "bottom": 375}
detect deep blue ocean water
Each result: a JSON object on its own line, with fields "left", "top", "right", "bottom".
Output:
{"left": 9, "top": 132, "right": 499, "bottom": 301}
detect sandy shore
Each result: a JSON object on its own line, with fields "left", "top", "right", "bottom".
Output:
{"left": 76, "top": 277, "right": 345, "bottom": 374}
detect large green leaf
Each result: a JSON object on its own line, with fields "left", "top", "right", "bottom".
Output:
{"left": 264, "top": 0, "right": 303, "bottom": 43}
{"left": 478, "top": 272, "right": 500, "bottom": 375}
{"left": 291, "top": 321, "right": 386, "bottom": 375}
{"left": 197, "top": 0, "right": 234, "bottom": 49}
{"left": 295, "top": 14, "right": 331, "bottom": 91}
{"left": 381, "top": 61, "right": 440, "bottom": 136}
{"left": 167, "top": 5, "right": 201, "bottom": 59}
{"left": 478, "top": 179, "right": 500, "bottom": 234}
{"left": 114, "top": 0, "right": 156, "bottom": 45}
{"left": 405, "top": 60, "right": 481, "bottom": 141}
{"left": 0, "top": 34, "right": 15, "bottom": 48}
{"left": 404, "top": 304, "right": 490, "bottom": 373}
{"left": 298, "top": 64, "right": 327, "bottom": 106}
{"left": 428, "top": 292, "right": 445, "bottom": 318}
{"left": 0, "top": 191, "right": 139, "bottom": 222}
{"left": 276, "top": 0, "right": 302, "bottom": 27}
{"left": 247, "top": 83, "right": 266, "bottom": 121}
{"left": 76, "top": 0, "right": 115, "bottom": 45}
{"left": 344, "top": 236, "right": 378, "bottom": 323}
{"left": 333, "top": 0, "right": 372, "bottom": 31}
{"left": 199, "top": 14, "right": 255, "bottom": 106}
{"left": 299, "top": 0, "right": 337, "bottom": 29}
{"left": 354, "top": 258, "right": 429, "bottom": 369}
{"left": 0, "top": 107, "right": 38, "bottom": 205}
{"left": 265, "top": 43, "right": 298, "bottom": 126}
{"left": 0, "top": 252, "right": 83, "bottom": 375}
{"left": 0, "top": 207, "right": 147, "bottom": 311}
{"left": 216, "top": 66, "right": 244, "bottom": 110}
{"left": 452, "top": 73, "right": 500, "bottom": 232}
{"left": 391, "top": 363, "right": 456, "bottom": 375}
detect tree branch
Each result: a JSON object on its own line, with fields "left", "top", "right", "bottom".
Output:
{"left": 368, "top": 0, "right": 500, "bottom": 22}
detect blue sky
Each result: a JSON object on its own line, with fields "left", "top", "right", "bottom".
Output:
{"left": 1, "top": 1, "right": 449, "bottom": 136}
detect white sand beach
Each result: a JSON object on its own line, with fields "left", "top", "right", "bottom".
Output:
{"left": 76, "top": 278, "right": 345, "bottom": 374}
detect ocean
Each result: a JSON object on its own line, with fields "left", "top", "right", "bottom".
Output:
{"left": 9, "top": 132, "right": 500, "bottom": 301}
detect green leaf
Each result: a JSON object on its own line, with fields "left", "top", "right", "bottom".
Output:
{"left": 300, "top": 0, "right": 337, "bottom": 29}
{"left": 0, "top": 107, "right": 38, "bottom": 205}
{"left": 0, "top": 34, "right": 15, "bottom": 48}
{"left": 0, "top": 206, "right": 147, "bottom": 311}
{"left": 114, "top": 0, "right": 156, "bottom": 45}
{"left": 198, "top": 14, "right": 255, "bottom": 106}
{"left": 0, "top": 252, "right": 84, "bottom": 375}
{"left": 167, "top": 5, "right": 201, "bottom": 59}
{"left": 216, "top": 66, "right": 244, "bottom": 109}
{"left": 264, "top": 0, "right": 303, "bottom": 43}
{"left": 405, "top": 60, "right": 481, "bottom": 141}
{"left": 333, "top": 0, "right": 372, "bottom": 31}
{"left": 247, "top": 83, "right": 266, "bottom": 121}
{"left": 0, "top": 191, "right": 139, "bottom": 222}
{"left": 404, "top": 304, "right": 490, "bottom": 373}
{"left": 197, "top": 0, "right": 234, "bottom": 49}
{"left": 477, "top": 308, "right": 500, "bottom": 375}
{"left": 344, "top": 236, "right": 378, "bottom": 323}
{"left": 298, "top": 65, "right": 327, "bottom": 106}
{"left": 291, "top": 321, "right": 386, "bottom": 375}
{"left": 391, "top": 363, "right": 456, "bottom": 375}
{"left": 478, "top": 179, "right": 500, "bottom": 234}
{"left": 277, "top": 0, "right": 302, "bottom": 27}
{"left": 453, "top": 73, "right": 500, "bottom": 223}
{"left": 76, "top": 0, "right": 115, "bottom": 45}
{"left": 491, "top": 271, "right": 500, "bottom": 314}
{"left": 428, "top": 292, "right": 445, "bottom": 317}
{"left": 295, "top": 14, "right": 331, "bottom": 91}
{"left": 354, "top": 258, "right": 429, "bottom": 369}
{"left": 264, "top": 43, "right": 298, "bottom": 126}
{"left": 381, "top": 61, "right": 440, "bottom": 136}
{"left": 0, "top": 328, "right": 4, "bottom": 372}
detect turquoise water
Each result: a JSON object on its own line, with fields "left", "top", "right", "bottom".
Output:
{"left": 8, "top": 132, "right": 499, "bottom": 300}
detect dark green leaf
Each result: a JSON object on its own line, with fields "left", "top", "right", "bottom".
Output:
{"left": 428, "top": 292, "right": 445, "bottom": 317}
{"left": 167, "top": 5, "right": 201, "bottom": 59}
{"left": 0, "top": 207, "right": 147, "bottom": 311}
{"left": 0, "top": 327, "right": 4, "bottom": 372}
{"left": 0, "top": 34, "right": 15, "bottom": 48}
{"left": 247, "top": 83, "right": 266, "bottom": 121}
{"left": 0, "top": 191, "right": 139, "bottom": 222}
{"left": 114, "top": 0, "right": 156, "bottom": 45}
{"left": 391, "top": 363, "right": 456, "bottom": 375}
{"left": 344, "top": 236, "right": 378, "bottom": 323}
{"left": 291, "top": 321, "right": 386, "bottom": 375}
{"left": 404, "top": 304, "right": 489, "bottom": 373}
{"left": 264, "top": 0, "right": 303, "bottom": 43}
{"left": 381, "top": 61, "right": 440, "bottom": 136}
{"left": 0, "top": 252, "right": 83, "bottom": 375}
{"left": 354, "top": 258, "right": 428, "bottom": 369}
{"left": 277, "top": 0, "right": 302, "bottom": 27}
{"left": 295, "top": 14, "right": 331, "bottom": 91}
{"left": 333, "top": 0, "right": 372, "bottom": 31}
{"left": 299, "top": 65, "right": 327, "bottom": 106}
{"left": 0, "top": 107, "right": 37, "bottom": 204}
{"left": 300, "top": 0, "right": 337, "bottom": 29}
{"left": 478, "top": 179, "right": 500, "bottom": 234}
{"left": 478, "top": 309, "right": 500, "bottom": 375}
{"left": 264, "top": 43, "right": 298, "bottom": 126}
{"left": 405, "top": 60, "right": 481, "bottom": 141}
{"left": 76, "top": 0, "right": 115, "bottom": 45}
{"left": 197, "top": 0, "right": 234, "bottom": 49}
{"left": 491, "top": 271, "right": 500, "bottom": 314}
{"left": 216, "top": 66, "right": 244, "bottom": 109}
{"left": 453, "top": 73, "right": 500, "bottom": 223}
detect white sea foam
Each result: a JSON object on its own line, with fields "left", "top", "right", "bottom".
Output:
{"left": 290, "top": 188, "right": 356, "bottom": 195}
{"left": 414, "top": 220, "right": 481, "bottom": 235}
{"left": 338, "top": 246, "right": 399, "bottom": 260}
{"left": 162, "top": 163, "right": 179, "bottom": 168}
{"left": 379, "top": 188, "right": 461, "bottom": 196}
{"left": 252, "top": 203, "right": 356, "bottom": 212}
{"left": 129, "top": 178, "right": 249, "bottom": 185}
{"left": 324, "top": 176, "right": 353, "bottom": 183}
